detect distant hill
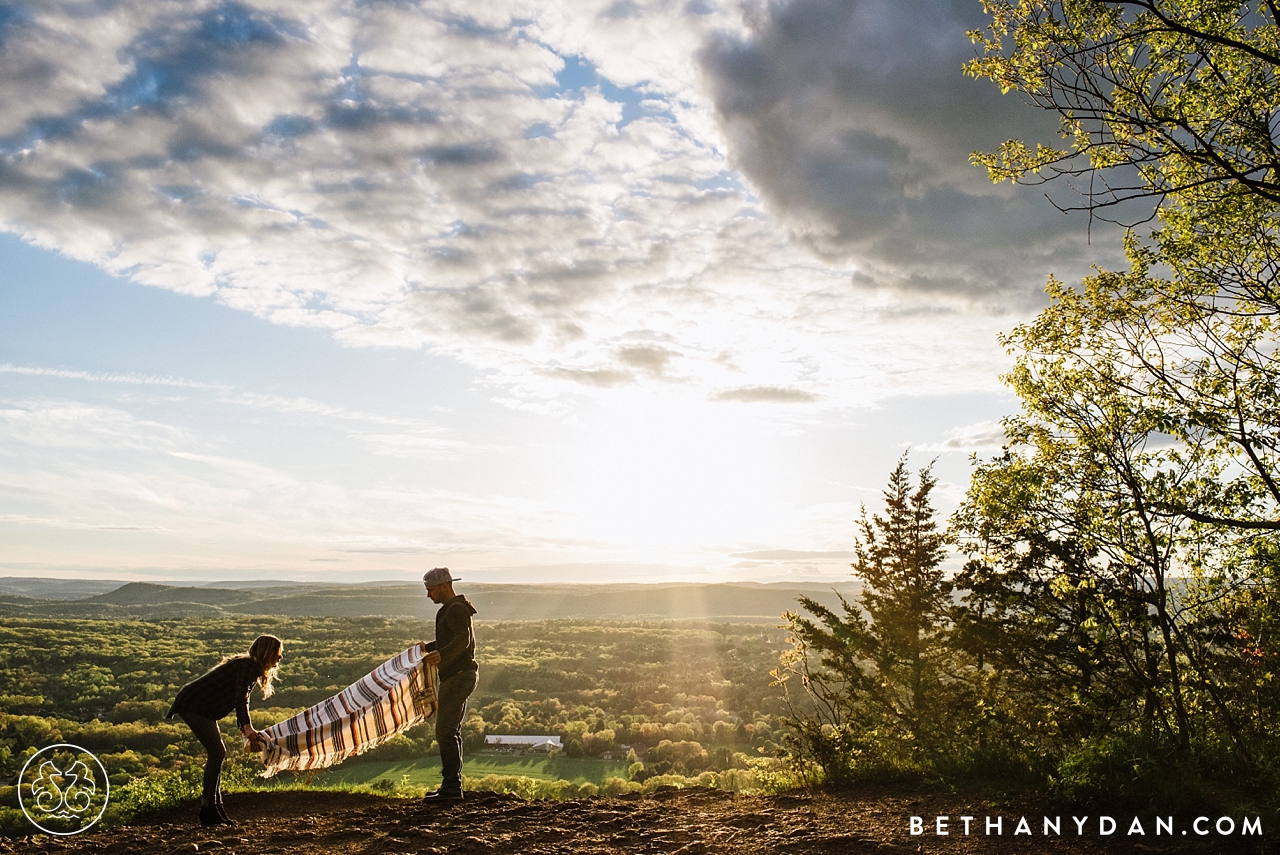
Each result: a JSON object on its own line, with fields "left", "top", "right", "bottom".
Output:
{"left": 222, "top": 581, "right": 861, "bottom": 621}
{"left": 91, "top": 581, "right": 264, "bottom": 607}
{"left": 0, "top": 578, "right": 860, "bottom": 622}
{"left": 0, "top": 576, "right": 126, "bottom": 600}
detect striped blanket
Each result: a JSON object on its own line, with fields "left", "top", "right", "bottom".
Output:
{"left": 257, "top": 645, "right": 438, "bottom": 778}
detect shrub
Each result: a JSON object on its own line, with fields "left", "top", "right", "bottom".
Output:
{"left": 0, "top": 807, "right": 29, "bottom": 838}
{"left": 1051, "top": 733, "right": 1234, "bottom": 816}
{"left": 462, "top": 774, "right": 597, "bottom": 800}
{"left": 105, "top": 770, "right": 200, "bottom": 825}
{"left": 602, "top": 776, "right": 640, "bottom": 796}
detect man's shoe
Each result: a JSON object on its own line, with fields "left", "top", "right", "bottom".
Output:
{"left": 199, "top": 804, "right": 223, "bottom": 826}
{"left": 422, "top": 789, "right": 464, "bottom": 802}
{"left": 215, "top": 802, "right": 235, "bottom": 825}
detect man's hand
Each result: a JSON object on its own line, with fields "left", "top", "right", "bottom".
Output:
{"left": 423, "top": 649, "right": 441, "bottom": 665}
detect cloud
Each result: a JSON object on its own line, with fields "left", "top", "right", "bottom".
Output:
{"left": 0, "top": 397, "right": 589, "bottom": 562}
{"left": 697, "top": 0, "right": 1123, "bottom": 302}
{"left": 730, "top": 549, "right": 855, "bottom": 560}
{"left": 545, "top": 366, "right": 636, "bottom": 388}
{"left": 0, "top": 2, "right": 747, "bottom": 342}
{"left": 0, "top": 399, "right": 189, "bottom": 451}
{"left": 0, "top": 364, "right": 466, "bottom": 439}
{"left": 712, "top": 385, "right": 818, "bottom": 403}
{"left": 1, "top": 361, "right": 468, "bottom": 459}
{"left": 921, "top": 419, "right": 1007, "bottom": 453}
{"left": 0, "top": 363, "right": 228, "bottom": 391}
{"left": 617, "top": 344, "right": 679, "bottom": 376}
{"left": 0, "top": 0, "right": 1090, "bottom": 409}
{"left": 0, "top": 514, "right": 167, "bottom": 532}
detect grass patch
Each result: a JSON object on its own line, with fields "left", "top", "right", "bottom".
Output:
{"left": 309, "top": 754, "right": 630, "bottom": 789}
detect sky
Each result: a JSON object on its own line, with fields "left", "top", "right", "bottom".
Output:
{"left": 0, "top": 0, "right": 1125, "bottom": 585}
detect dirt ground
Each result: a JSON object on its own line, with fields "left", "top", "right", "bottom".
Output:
{"left": 1, "top": 787, "right": 1268, "bottom": 855}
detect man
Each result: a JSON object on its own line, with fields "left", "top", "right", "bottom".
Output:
{"left": 420, "top": 566, "right": 478, "bottom": 802}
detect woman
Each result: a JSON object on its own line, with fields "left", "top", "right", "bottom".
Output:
{"left": 167, "top": 634, "right": 283, "bottom": 826}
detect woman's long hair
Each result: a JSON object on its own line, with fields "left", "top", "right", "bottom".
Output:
{"left": 218, "top": 634, "right": 283, "bottom": 699}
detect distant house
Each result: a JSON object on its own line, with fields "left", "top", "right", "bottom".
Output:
{"left": 484, "top": 735, "right": 563, "bottom": 753}
{"left": 601, "top": 744, "right": 632, "bottom": 761}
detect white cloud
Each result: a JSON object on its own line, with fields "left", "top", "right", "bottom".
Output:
{"left": 1, "top": 364, "right": 471, "bottom": 458}
{"left": 0, "top": 0, "right": 1074, "bottom": 412}
{"left": 0, "top": 363, "right": 229, "bottom": 390}
{"left": 921, "top": 419, "right": 1008, "bottom": 453}
{"left": 0, "top": 399, "right": 190, "bottom": 451}
{"left": 0, "top": 395, "right": 594, "bottom": 566}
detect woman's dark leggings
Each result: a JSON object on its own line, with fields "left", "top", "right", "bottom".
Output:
{"left": 179, "top": 713, "right": 226, "bottom": 804}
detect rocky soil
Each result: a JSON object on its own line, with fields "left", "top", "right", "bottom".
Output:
{"left": 2, "top": 787, "right": 1266, "bottom": 854}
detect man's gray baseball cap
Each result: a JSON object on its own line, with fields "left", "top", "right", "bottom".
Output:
{"left": 423, "top": 567, "right": 458, "bottom": 586}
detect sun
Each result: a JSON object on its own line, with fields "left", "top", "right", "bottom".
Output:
{"left": 560, "top": 390, "right": 790, "bottom": 556}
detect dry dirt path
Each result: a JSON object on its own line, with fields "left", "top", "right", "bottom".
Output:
{"left": 2, "top": 787, "right": 1265, "bottom": 854}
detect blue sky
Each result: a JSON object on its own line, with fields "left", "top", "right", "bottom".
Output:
{"left": 0, "top": 0, "right": 1119, "bottom": 584}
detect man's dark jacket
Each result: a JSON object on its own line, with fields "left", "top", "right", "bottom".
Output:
{"left": 426, "top": 594, "right": 477, "bottom": 681}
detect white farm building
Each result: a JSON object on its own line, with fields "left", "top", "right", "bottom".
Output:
{"left": 483, "top": 735, "right": 563, "bottom": 752}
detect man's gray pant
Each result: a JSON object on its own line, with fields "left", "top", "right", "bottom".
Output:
{"left": 436, "top": 669, "right": 478, "bottom": 793}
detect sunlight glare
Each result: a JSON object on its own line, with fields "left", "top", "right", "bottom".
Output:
{"left": 563, "top": 392, "right": 789, "bottom": 555}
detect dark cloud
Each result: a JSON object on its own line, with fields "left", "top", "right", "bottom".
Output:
{"left": 419, "top": 143, "right": 503, "bottom": 167}
{"left": 698, "top": 0, "right": 1121, "bottom": 301}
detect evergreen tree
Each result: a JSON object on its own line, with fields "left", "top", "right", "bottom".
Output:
{"left": 850, "top": 454, "right": 950, "bottom": 735}
{"left": 777, "top": 454, "right": 951, "bottom": 780}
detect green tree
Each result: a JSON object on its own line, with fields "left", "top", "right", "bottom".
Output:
{"left": 849, "top": 455, "right": 951, "bottom": 732}
{"left": 777, "top": 455, "right": 951, "bottom": 781}
{"left": 967, "top": 0, "right": 1280, "bottom": 215}
{"left": 961, "top": 0, "right": 1280, "bottom": 764}
{"left": 949, "top": 461, "right": 1137, "bottom": 757}
{"left": 968, "top": 1, "right": 1280, "bottom": 537}
{"left": 950, "top": 321, "right": 1280, "bottom": 786}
